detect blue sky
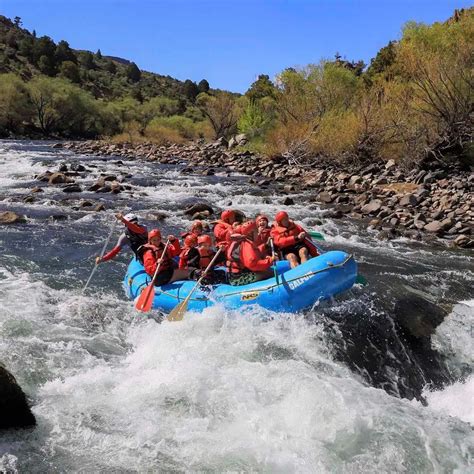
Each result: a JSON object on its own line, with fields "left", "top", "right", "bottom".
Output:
{"left": 1, "top": 0, "right": 471, "bottom": 92}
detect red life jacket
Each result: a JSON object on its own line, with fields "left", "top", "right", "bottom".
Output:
{"left": 198, "top": 247, "right": 215, "bottom": 269}
{"left": 213, "top": 220, "right": 233, "bottom": 247}
{"left": 226, "top": 239, "right": 272, "bottom": 274}
{"left": 178, "top": 247, "right": 200, "bottom": 269}
{"left": 226, "top": 240, "right": 247, "bottom": 274}
{"left": 142, "top": 243, "right": 173, "bottom": 276}
{"left": 270, "top": 222, "right": 319, "bottom": 257}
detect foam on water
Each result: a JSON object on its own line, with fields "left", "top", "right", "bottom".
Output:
{"left": 1, "top": 140, "right": 473, "bottom": 471}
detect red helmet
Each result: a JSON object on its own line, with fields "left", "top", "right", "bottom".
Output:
{"left": 184, "top": 234, "right": 198, "bottom": 247}
{"left": 275, "top": 211, "right": 289, "bottom": 223}
{"left": 236, "top": 220, "right": 257, "bottom": 236}
{"left": 148, "top": 229, "right": 161, "bottom": 241}
{"left": 192, "top": 220, "right": 203, "bottom": 230}
{"left": 198, "top": 234, "right": 212, "bottom": 246}
{"left": 256, "top": 214, "right": 269, "bottom": 224}
{"left": 221, "top": 210, "right": 236, "bottom": 222}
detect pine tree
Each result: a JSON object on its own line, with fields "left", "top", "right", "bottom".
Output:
{"left": 126, "top": 62, "right": 141, "bottom": 82}
{"left": 197, "top": 79, "right": 210, "bottom": 94}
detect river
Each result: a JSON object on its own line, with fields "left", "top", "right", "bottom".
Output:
{"left": 0, "top": 140, "right": 473, "bottom": 472}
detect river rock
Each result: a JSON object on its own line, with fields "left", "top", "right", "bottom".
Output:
{"left": 52, "top": 142, "right": 63, "bottom": 148}
{"left": 48, "top": 172, "right": 71, "bottom": 184}
{"left": 62, "top": 184, "right": 82, "bottom": 193}
{"left": 146, "top": 212, "right": 168, "bottom": 221}
{"left": 93, "top": 203, "right": 105, "bottom": 212}
{"left": 399, "top": 194, "right": 419, "bottom": 207}
{"left": 424, "top": 221, "right": 443, "bottom": 233}
{"left": 23, "top": 195, "right": 35, "bottom": 203}
{"left": 31, "top": 187, "right": 43, "bottom": 193}
{"left": 0, "top": 211, "right": 26, "bottom": 225}
{"left": 385, "top": 159, "right": 396, "bottom": 170}
{"left": 282, "top": 197, "right": 295, "bottom": 206}
{"left": 361, "top": 199, "right": 383, "bottom": 215}
{"left": 192, "top": 211, "right": 210, "bottom": 220}
{"left": 453, "top": 234, "right": 473, "bottom": 248}
{"left": 70, "top": 163, "right": 86, "bottom": 172}
{"left": 184, "top": 203, "right": 214, "bottom": 216}
{"left": 0, "top": 365, "right": 36, "bottom": 429}
{"left": 318, "top": 191, "right": 335, "bottom": 204}
{"left": 394, "top": 294, "right": 446, "bottom": 338}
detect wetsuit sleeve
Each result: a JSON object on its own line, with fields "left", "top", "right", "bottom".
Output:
{"left": 241, "top": 242, "right": 272, "bottom": 272}
{"left": 101, "top": 233, "right": 128, "bottom": 261}
{"left": 270, "top": 228, "right": 297, "bottom": 249}
{"left": 143, "top": 249, "right": 157, "bottom": 276}
{"left": 121, "top": 217, "right": 147, "bottom": 235}
{"left": 101, "top": 245, "right": 121, "bottom": 262}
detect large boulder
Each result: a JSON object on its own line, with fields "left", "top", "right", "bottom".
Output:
{"left": 361, "top": 199, "right": 383, "bottom": 215}
{"left": 48, "top": 172, "right": 73, "bottom": 185}
{"left": 0, "top": 365, "right": 36, "bottom": 429}
{"left": 184, "top": 203, "right": 214, "bottom": 216}
{"left": 424, "top": 221, "right": 444, "bottom": 233}
{"left": 0, "top": 211, "right": 26, "bottom": 225}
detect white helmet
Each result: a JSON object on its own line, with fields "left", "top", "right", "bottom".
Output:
{"left": 124, "top": 213, "right": 138, "bottom": 223}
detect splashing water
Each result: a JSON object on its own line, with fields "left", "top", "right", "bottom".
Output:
{"left": 0, "top": 141, "right": 472, "bottom": 471}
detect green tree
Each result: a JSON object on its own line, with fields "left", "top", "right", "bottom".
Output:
{"left": 0, "top": 74, "right": 32, "bottom": 135}
{"left": 18, "top": 36, "right": 34, "bottom": 60}
{"left": 96, "top": 49, "right": 102, "bottom": 60}
{"left": 197, "top": 79, "right": 210, "bottom": 94}
{"left": 79, "top": 51, "right": 95, "bottom": 70}
{"left": 182, "top": 79, "right": 198, "bottom": 101}
{"left": 197, "top": 92, "right": 238, "bottom": 138}
{"left": 246, "top": 74, "right": 276, "bottom": 101}
{"left": 32, "top": 36, "right": 56, "bottom": 65}
{"left": 237, "top": 99, "right": 272, "bottom": 138}
{"left": 59, "top": 60, "right": 81, "bottom": 83}
{"left": 367, "top": 41, "right": 397, "bottom": 77}
{"left": 126, "top": 62, "right": 141, "bottom": 82}
{"left": 55, "top": 40, "right": 76, "bottom": 63}
{"left": 104, "top": 60, "right": 117, "bottom": 74}
{"left": 38, "top": 55, "right": 56, "bottom": 76}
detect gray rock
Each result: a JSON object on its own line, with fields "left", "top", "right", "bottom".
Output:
{"left": 399, "top": 194, "right": 419, "bottom": 207}
{"left": 361, "top": 199, "right": 383, "bottom": 215}
{"left": 0, "top": 211, "right": 26, "bottom": 225}
{"left": 282, "top": 197, "right": 295, "bottom": 206}
{"left": 424, "top": 220, "right": 443, "bottom": 233}
{"left": 184, "top": 203, "right": 214, "bottom": 216}
{"left": 62, "top": 184, "right": 82, "bottom": 193}
{"left": 385, "top": 159, "right": 396, "bottom": 170}
{"left": 48, "top": 172, "right": 72, "bottom": 185}
{"left": 453, "top": 234, "right": 473, "bottom": 248}
{"left": 0, "top": 365, "right": 36, "bottom": 429}
{"left": 318, "top": 191, "right": 335, "bottom": 204}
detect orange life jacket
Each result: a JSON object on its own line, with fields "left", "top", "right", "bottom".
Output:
{"left": 198, "top": 247, "right": 215, "bottom": 269}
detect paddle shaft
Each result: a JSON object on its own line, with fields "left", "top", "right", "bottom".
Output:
{"left": 82, "top": 219, "right": 117, "bottom": 294}
{"left": 269, "top": 238, "right": 279, "bottom": 286}
{"left": 149, "top": 239, "right": 171, "bottom": 285}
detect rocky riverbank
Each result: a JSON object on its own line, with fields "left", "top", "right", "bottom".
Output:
{"left": 54, "top": 139, "right": 473, "bottom": 248}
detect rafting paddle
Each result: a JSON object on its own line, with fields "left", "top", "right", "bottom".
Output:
{"left": 135, "top": 239, "right": 171, "bottom": 312}
{"left": 269, "top": 238, "right": 279, "bottom": 286}
{"left": 167, "top": 247, "right": 223, "bottom": 322}
{"left": 82, "top": 219, "right": 117, "bottom": 294}
{"left": 308, "top": 230, "right": 325, "bottom": 241}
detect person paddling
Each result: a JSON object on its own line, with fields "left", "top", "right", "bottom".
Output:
{"left": 213, "top": 210, "right": 236, "bottom": 248}
{"left": 178, "top": 234, "right": 200, "bottom": 270}
{"left": 226, "top": 220, "right": 276, "bottom": 286}
{"left": 270, "top": 211, "right": 319, "bottom": 268}
{"left": 96, "top": 213, "right": 148, "bottom": 264}
{"left": 142, "top": 229, "right": 192, "bottom": 285}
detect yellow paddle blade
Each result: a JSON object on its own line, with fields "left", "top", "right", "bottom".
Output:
{"left": 167, "top": 300, "right": 188, "bottom": 322}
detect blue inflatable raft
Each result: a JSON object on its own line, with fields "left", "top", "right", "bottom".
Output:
{"left": 123, "top": 250, "right": 358, "bottom": 314}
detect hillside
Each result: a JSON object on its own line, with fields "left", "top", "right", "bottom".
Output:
{"left": 0, "top": 15, "right": 210, "bottom": 102}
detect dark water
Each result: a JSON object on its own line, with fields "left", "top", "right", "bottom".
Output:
{"left": 0, "top": 140, "right": 472, "bottom": 472}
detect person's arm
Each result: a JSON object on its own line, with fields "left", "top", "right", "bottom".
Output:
{"left": 97, "top": 234, "right": 128, "bottom": 263}
{"left": 178, "top": 250, "right": 187, "bottom": 270}
{"left": 241, "top": 243, "right": 273, "bottom": 272}
{"left": 143, "top": 250, "right": 157, "bottom": 276}
{"left": 120, "top": 216, "right": 147, "bottom": 235}
{"left": 168, "top": 237, "right": 181, "bottom": 258}
{"left": 270, "top": 228, "right": 297, "bottom": 249}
